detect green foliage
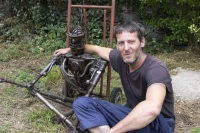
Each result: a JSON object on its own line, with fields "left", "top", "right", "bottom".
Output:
{"left": 28, "top": 22, "right": 66, "bottom": 54}
{"left": 191, "top": 128, "right": 200, "bottom": 133}
{"left": 1, "top": 0, "right": 200, "bottom": 53}
{"left": 144, "top": 38, "right": 170, "bottom": 54}
{"left": 37, "top": 66, "right": 62, "bottom": 91}
{"left": 1, "top": 0, "right": 115, "bottom": 52}
{"left": 189, "top": 23, "right": 200, "bottom": 43}
{"left": 139, "top": 0, "right": 200, "bottom": 50}
{"left": 0, "top": 44, "right": 23, "bottom": 62}
{"left": 2, "top": 87, "right": 15, "bottom": 97}
{"left": 0, "top": 126, "right": 9, "bottom": 133}
{"left": 15, "top": 70, "right": 34, "bottom": 83}
{"left": 2, "top": 0, "right": 67, "bottom": 53}
{"left": 86, "top": 10, "right": 105, "bottom": 44}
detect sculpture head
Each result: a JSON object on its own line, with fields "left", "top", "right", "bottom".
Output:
{"left": 68, "top": 26, "right": 85, "bottom": 56}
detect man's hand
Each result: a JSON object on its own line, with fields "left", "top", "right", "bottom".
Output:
{"left": 54, "top": 48, "right": 71, "bottom": 56}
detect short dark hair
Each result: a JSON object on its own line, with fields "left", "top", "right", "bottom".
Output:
{"left": 114, "top": 21, "right": 145, "bottom": 42}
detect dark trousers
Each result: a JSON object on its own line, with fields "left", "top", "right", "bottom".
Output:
{"left": 72, "top": 96, "right": 175, "bottom": 133}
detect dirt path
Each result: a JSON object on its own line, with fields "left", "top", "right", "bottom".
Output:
{"left": 171, "top": 68, "right": 200, "bottom": 133}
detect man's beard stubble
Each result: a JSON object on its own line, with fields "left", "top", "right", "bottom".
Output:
{"left": 123, "top": 51, "right": 140, "bottom": 64}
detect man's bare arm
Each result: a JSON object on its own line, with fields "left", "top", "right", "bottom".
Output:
{"left": 84, "top": 44, "right": 112, "bottom": 61}
{"left": 54, "top": 44, "right": 112, "bottom": 61}
{"left": 109, "top": 83, "right": 166, "bottom": 133}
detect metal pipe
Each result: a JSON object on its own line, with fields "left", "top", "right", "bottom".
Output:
{"left": 35, "top": 92, "right": 73, "bottom": 126}
{"left": 106, "top": 0, "right": 116, "bottom": 97}
{"left": 103, "top": 9, "right": 107, "bottom": 47}
{"left": 67, "top": 0, "right": 72, "bottom": 47}
{"left": 83, "top": 9, "right": 88, "bottom": 44}
{"left": 71, "top": 5, "right": 112, "bottom": 9}
{"left": 99, "top": 9, "right": 107, "bottom": 95}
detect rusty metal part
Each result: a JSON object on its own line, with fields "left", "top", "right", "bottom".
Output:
{"left": 66, "top": 0, "right": 116, "bottom": 98}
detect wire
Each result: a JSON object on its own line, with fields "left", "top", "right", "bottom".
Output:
{"left": 79, "top": 0, "right": 85, "bottom": 26}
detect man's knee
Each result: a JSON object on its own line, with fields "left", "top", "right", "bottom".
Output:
{"left": 72, "top": 96, "right": 92, "bottom": 110}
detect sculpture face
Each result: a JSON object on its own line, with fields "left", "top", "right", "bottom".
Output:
{"left": 69, "top": 26, "right": 85, "bottom": 56}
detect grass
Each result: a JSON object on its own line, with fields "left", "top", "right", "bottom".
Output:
{"left": 157, "top": 50, "right": 200, "bottom": 71}
{"left": 0, "top": 43, "right": 66, "bottom": 132}
{"left": 15, "top": 70, "right": 35, "bottom": 82}
{"left": 38, "top": 66, "right": 63, "bottom": 92}
{"left": 191, "top": 128, "right": 200, "bottom": 133}
{"left": 0, "top": 126, "right": 9, "bottom": 133}
{"left": 0, "top": 44, "right": 24, "bottom": 62}
{"left": 28, "top": 107, "right": 63, "bottom": 133}
{"left": 1, "top": 86, "right": 15, "bottom": 97}
{"left": 0, "top": 42, "right": 200, "bottom": 132}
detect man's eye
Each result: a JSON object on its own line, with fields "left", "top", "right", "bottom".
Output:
{"left": 118, "top": 42, "right": 124, "bottom": 46}
{"left": 128, "top": 41, "right": 134, "bottom": 44}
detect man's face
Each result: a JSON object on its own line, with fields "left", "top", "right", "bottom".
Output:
{"left": 116, "top": 31, "right": 145, "bottom": 64}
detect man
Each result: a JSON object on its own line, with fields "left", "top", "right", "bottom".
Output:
{"left": 54, "top": 21, "right": 175, "bottom": 133}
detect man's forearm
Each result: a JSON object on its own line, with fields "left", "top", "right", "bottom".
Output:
{"left": 109, "top": 83, "right": 166, "bottom": 133}
{"left": 84, "top": 44, "right": 112, "bottom": 61}
{"left": 84, "top": 44, "right": 99, "bottom": 55}
{"left": 109, "top": 100, "right": 160, "bottom": 133}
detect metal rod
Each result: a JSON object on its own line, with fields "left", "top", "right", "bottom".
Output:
{"left": 99, "top": 9, "right": 107, "bottom": 96}
{"left": 106, "top": 0, "right": 116, "bottom": 97}
{"left": 84, "top": 9, "right": 88, "bottom": 44}
{"left": 36, "top": 92, "right": 73, "bottom": 126}
{"left": 67, "top": 0, "right": 72, "bottom": 47}
{"left": 71, "top": 5, "right": 112, "bottom": 9}
{"left": 103, "top": 9, "right": 107, "bottom": 47}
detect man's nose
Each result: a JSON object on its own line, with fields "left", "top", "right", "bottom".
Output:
{"left": 124, "top": 43, "right": 130, "bottom": 50}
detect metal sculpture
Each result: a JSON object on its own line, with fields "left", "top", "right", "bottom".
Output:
{"left": 0, "top": 26, "right": 108, "bottom": 133}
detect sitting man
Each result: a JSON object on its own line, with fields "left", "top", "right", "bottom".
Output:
{"left": 54, "top": 21, "right": 175, "bottom": 133}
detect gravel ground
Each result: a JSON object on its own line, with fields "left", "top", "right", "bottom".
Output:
{"left": 171, "top": 67, "right": 200, "bottom": 100}
{"left": 171, "top": 67, "right": 200, "bottom": 133}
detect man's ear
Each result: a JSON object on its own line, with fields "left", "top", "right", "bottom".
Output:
{"left": 141, "top": 37, "right": 145, "bottom": 47}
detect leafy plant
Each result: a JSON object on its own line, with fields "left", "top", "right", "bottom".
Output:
{"left": 188, "top": 23, "right": 200, "bottom": 46}
{"left": 139, "top": 0, "right": 200, "bottom": 51}
{"left": 144, "top": 37, "right": 170, "bottom": 54}
{"left": 2, "top": 0, "right": 67, "bottom": 53}
{"left": 29, "top": 22, "right": 67, "bottom": 54}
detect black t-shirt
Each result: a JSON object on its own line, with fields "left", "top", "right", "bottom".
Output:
{"left": 109, "top": 49, "right": 175, "bottom": 119}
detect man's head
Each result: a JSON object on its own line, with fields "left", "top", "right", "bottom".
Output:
{"left": 114, "top": 21, "right": 146, "bottom": 64}
{"left": 114, "top": 21, "right": 145, "bottom": 43}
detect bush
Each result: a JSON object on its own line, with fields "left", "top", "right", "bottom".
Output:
{"left": 1, "top": 0, "right": 67, "bottom": 52}
{"left": 139, "top": 0, "right": 200, "bottom": 51}
{"left": 1, "top": 0, "right": 200, "bottom": 53}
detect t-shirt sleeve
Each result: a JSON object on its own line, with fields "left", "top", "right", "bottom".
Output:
{"left": 109, "top": 49, "right": 121, "bottom": 72}
{"left": 145, "top": 66, "right": 173, "bottom": 93}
